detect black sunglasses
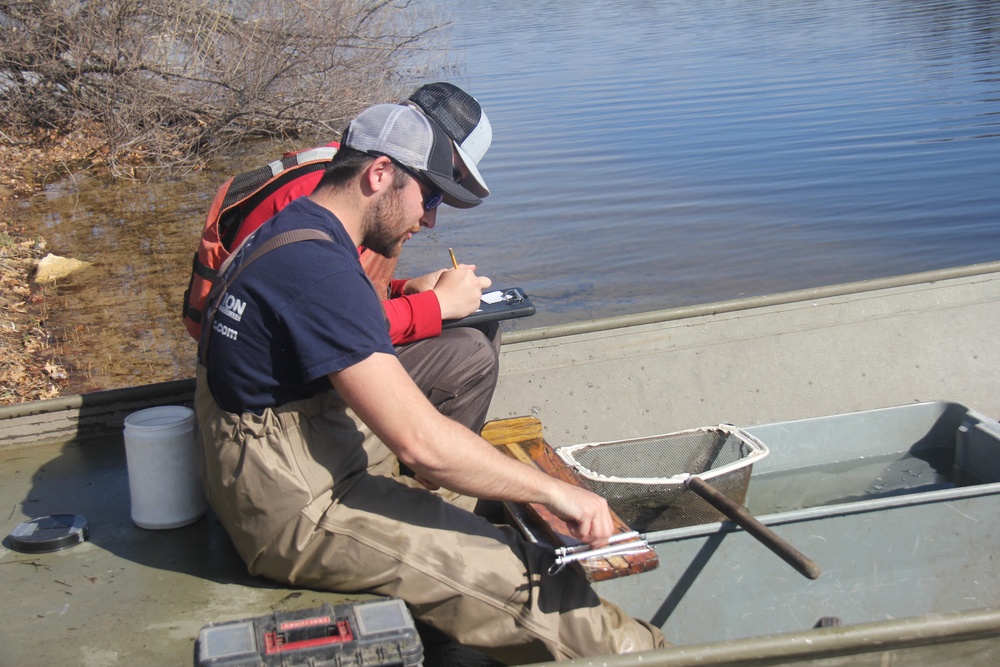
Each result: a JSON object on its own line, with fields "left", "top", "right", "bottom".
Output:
{"left": 381, "top": 156, "right": 445, "bottom": 211}
{"left": 421, "top": 190, "right": 445, "bottom": 211}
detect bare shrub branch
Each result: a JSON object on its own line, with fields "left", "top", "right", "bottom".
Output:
{"left": 0, "top": 0, "right": 446, "bottom": 177}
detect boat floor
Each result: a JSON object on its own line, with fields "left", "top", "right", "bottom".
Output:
{"left": 8, "top": 431, "right": 1000, "bottom": 667}
{"left": 0, "top": 436, "right": 499, "bottom": 666}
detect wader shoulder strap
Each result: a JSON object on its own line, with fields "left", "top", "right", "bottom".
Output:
{"left": 199, "top": 229, "right": 334, "bottom": 367}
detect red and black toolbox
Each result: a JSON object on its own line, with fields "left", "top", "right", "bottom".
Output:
{"left": 195, "top": 598, "right": 423, "bottom": 666}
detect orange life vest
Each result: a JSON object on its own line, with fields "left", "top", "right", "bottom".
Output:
{"left": 181, "top": 144, "right": 398, "bottom": 340}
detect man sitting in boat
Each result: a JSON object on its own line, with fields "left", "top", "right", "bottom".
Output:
{"left": 184, "top": 82, "right": 501, "bottom": 436}
{"left": 194, "top": 102, "right": 666, "bottom": 663}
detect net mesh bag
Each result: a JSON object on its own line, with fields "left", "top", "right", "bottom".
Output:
{"left": 557, "top": 424, "right": 769, "bottom": 532}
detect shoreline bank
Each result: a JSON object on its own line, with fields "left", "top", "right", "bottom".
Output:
{"left": 0, "top": 129, "right": 104, "bottom": 405}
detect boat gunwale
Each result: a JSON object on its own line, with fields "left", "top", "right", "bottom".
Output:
{"left": 525, "top": 605, "right": 1000, "bottom": 666}
{"left": 503, "top": 259, "right": 1000, "bottom": 344}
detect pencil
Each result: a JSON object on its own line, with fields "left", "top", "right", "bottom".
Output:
{"left": 448, "top": 248, "right": 458, "bottom": 269}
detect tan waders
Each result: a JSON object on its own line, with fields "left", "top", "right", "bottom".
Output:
{"left": 195, "top": 367, "right": 665, "bottom": 663}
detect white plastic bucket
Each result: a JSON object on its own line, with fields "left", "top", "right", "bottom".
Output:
{"left": 123, "top": 406, "right": 205, "bottom": 529}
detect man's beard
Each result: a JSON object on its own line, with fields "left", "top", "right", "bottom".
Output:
{"left": 360, "top": 185, "right": 410, "bottom": 258}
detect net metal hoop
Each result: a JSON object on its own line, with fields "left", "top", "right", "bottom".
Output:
{"left": 556, "top": 423, "right": 769, "bottom": 486}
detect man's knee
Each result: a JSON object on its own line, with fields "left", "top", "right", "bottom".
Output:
{"left": 401, "top": 327, "right": 499, "bottom": 383}
{"left": 453, "top": 327, "right": 500, "bottom": 376}
{"left": 395, "top": 327, "right": 501, "bottom": 431}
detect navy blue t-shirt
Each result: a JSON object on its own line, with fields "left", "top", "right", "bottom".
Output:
{"left": 202, "top": 197, "right": 395, "bottom": 415}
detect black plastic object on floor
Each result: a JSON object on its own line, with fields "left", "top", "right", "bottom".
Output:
{"left": 7, "top": 514, "right": 89, "bottom": 553}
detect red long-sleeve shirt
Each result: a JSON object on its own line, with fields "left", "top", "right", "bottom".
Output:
{"left": 384, "top": 279, "right": 443, "bottom": 345}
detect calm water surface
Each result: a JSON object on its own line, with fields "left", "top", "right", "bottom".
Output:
{"left": 16, "top": 0, "right": 1000, "bottom": 390}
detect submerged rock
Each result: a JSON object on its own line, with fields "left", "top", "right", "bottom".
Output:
{"left": 34, "top": 253, "right": 92, "bottom": 283}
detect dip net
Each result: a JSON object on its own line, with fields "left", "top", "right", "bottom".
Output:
{"left": 556, "top": 425, "right": 769, "bottom": 532}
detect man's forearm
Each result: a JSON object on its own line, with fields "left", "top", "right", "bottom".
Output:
{"left": 331, "top": 352, "right": 614, "bottom": 545}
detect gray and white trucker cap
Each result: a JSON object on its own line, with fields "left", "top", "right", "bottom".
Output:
{"left": 343, "top": 104, "right": 482, "bottom": 209}
{"left": 407, "top": 82, "right": 492, "bottom": 198}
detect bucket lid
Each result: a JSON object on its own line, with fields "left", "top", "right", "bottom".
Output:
{"left": 7, "top": 514, "right": 89, "bottom": 553}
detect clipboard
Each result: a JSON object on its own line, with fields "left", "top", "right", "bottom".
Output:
{"left": 442, "top": 287, "right": 535, "bottom": 329}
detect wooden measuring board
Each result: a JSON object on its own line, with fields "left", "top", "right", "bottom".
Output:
{"left": 480, "top": 416, "right": 659, "bottom": 582}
